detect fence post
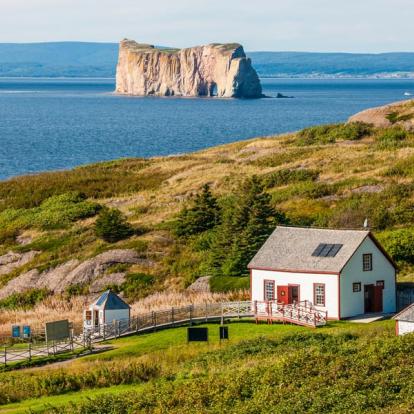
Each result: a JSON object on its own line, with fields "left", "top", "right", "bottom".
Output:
{"left": 237, "top": 302, "right": 241, "bottom": 320}
{"left": 28, "top": 343, "right": 32, "bottom": 361}
{"left": 136, "top": 316, "right": 140, "bottom": 333}
{"left": 220, "top": 303, "right": 224, "bottom": 325}
{"left": 4, "top": 346, "right": 6, "bottom": 367}
{"left": 189, "top": 305, "right": 193, "bottom": 326}
{"left": 205, "top": 303, "right": 208, "bottom": 323}
{"left": 171, "top": 308, "right": 175, "bottom": 326}
{"left": 152, "top": 311, "right": 156, "bottom": 332}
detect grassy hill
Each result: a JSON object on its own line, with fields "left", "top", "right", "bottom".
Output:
{"left": 1, "top": 320, "right": 414, "bottom": 413}
{"left": 1, "top": 115, "right": 414, "bottom": 325}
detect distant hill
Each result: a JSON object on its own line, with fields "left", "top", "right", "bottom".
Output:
{"left": 0, "top": 42, "right": 413, "bottom": 78}
{"left": 249, "top": 51, "right": 414, "bottom": 77}
{"left": 0, "top": 42, "right": 118, "bottom": 77}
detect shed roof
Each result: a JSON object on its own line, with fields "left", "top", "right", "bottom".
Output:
{"left": 393, "top": 303, "right": 414, "bottom": 322}
{"left": 248, "top": 226, "right": 395, "bottom": 273}
{"left": 91, "top": 290, "right": 130, "bottom": 310}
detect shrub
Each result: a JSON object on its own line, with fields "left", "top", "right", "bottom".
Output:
{"left": 376, "top": 127, "right": 408, "bottom": 149}
{"left": 94, "top": 208, "right": 134, "bottom": 243}
{"left": 209, "top": 276, "right": 250, "bottom": 292}
{"left": 122, "top": 273, "right": 155, "bottom": 301}
{"left": 296, "top": 122, "right": 372, "bottom": 146}
{"left": 377, "top": 228, "right": 414, "bottom": 264}
{"left": 262, "top": 168, "right": 319, "bottom": 189}
{"left": 0, "top": 288, "right": 50, "bottom": 310}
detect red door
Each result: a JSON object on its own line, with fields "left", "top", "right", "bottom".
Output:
{"left": 373, "top": 286, "right": 383, "bottom": 312}
{"left": 277, "top": 286, "right": 289, "bottom": 305}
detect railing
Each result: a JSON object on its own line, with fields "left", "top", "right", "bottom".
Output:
{"left": 0, "top": 300, "right": 327, "bottom": 367}
{"left": 85, "top": 301, "right": 255, "bottom": 341}
{"left": 254, "top": 300, "right": 327, "bottom": 327}
{"left": 0, "top": 335, "right": 91, "bottom": 367}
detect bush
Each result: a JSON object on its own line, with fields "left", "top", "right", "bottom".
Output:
{"left": 296, "top": 122, "right": 372, "bottom": 146}
{"left": 209, "top": 276, "right": 250, "bottom": 292}
{"left": 377, "top": 228, "right": 414, "bottom": 264}
{"left": 122, "top": 273, "right": 155, "bottom": 301}
{"left": 376, "top": 127, "right": 408, "bottom": 149}
{"left": 262, "top": 168, "right": 319, "bottom": 189}
{"left": 0, "top": 288, "right": 50, "bottom": 310}
{"left": 94, "top": 208, "right": 134, "bottom": 243}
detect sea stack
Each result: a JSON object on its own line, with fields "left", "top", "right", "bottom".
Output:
{"left": 115, "top": 39, "right": 263, "bottom": 98}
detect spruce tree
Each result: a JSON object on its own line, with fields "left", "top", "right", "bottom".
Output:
{"left": 173, "top": 184, "right": 221, "bottom": 237}
{"left": 210, "top": 176, "right": 286, "bottom": 276}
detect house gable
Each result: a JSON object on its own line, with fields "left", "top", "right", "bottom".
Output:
{"left": 339, "top": 236, "right": 396, "bottom": 318}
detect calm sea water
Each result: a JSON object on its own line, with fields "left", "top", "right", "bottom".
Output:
{"left": 0, "top": 77, "right": 413, "bottom": 180}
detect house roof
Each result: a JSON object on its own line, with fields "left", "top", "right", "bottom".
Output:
{"left": 393, "top": 303, "right": 414, "bottom": 322}
{"left": 91, "top": 290, "right": 130, "bottom": 310}
{"left": 248, "top": 226, "right": 395, "bottom": 273}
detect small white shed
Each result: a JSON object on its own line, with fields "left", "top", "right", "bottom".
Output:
{"left": 394, "top": 304, "right": 414, "bottom": 336}
{"left": 83, "top": 290, "right": 130, "bottom": 330}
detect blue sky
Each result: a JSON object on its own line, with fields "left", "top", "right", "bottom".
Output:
{"left": 1, "top": 0, "right": 413, "bottom": 52}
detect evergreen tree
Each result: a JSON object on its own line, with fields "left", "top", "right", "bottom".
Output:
{"left": 210, "top": 176, "right": 286, "bottom": 276}
{"left": 173, "top": 184, "right": 221, "bottom": 237}
{"left": 95, "top": 208, "right": 134, "bottom": 243}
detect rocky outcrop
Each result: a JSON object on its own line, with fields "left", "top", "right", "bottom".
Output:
{"left": 0, "top": 251, "right": 39, "bottom": 276}
{"left": 115, "top": 39, "right": 263, "bottom": 98}
{"left": 348, "top": 99, "right": 414, "bottom": 130}
{"left": 0, "top": 249, "right": 151, "bottom": 299}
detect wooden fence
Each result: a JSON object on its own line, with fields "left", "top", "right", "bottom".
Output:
{"left": 397, "top": 284, "right": 414, "bottom": 311}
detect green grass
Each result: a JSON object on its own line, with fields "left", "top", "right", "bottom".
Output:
{"left": 0, "top": 384, "right": 141, "bottom": 413}
{"left": 209, "top": 276, "right": 250, "bottom": 293}
{"left": 2, "top": 320, "right": 409, "bottom": 414}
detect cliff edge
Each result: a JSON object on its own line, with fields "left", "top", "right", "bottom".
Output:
{"left": 115, "top": 39, "right": 263, "bottom": 98}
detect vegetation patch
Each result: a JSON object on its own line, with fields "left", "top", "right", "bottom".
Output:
{"left": 261, "top": 168, "right": 319, "bottom": 189}
{"left": 0, "top": 288, "right": 50, "bottom": 310}
{"left": 209, "top": 275, "right": 250, "bottom": 292}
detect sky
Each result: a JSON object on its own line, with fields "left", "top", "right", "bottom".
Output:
{"left": 0, "top": 0, "right": 413, "bottom": 52}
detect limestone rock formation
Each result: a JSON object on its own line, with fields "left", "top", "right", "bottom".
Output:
{"left": 0, "top": 249, "right": 153, "bottom": 299}
{"left": 115, "top": 39, "right": 263, "bottom": 98}
{"left": 348, "top": 99, "right": 414, "bottom": 130}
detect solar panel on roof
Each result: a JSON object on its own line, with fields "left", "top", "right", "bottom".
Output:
{"left": 312, "top": 243, "right": 326, "bottom": 257}
{"left": 327, "top": 244, "right": 343, "bottom": 257}
{"left": 312, "top": 243, "right": 343, "bottom": 258}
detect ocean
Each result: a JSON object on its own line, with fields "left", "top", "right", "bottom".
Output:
{"left": 0, "top": 77, "right": 413, "bottom": 180}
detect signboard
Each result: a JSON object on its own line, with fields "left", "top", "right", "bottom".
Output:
{"left": 12, "top": 325, "right": 20, "bottom": 338}
{"left": 45, "top": 320, "right": 70, "bottom": 342}
{"left": 219, "top": 326, "right": 229, "bottom": 340}
{"left": 22, "top": 325, "right": 31, "bottom": 338}
{"left": 187, "top": 327, "right": 208, "bottom": 342}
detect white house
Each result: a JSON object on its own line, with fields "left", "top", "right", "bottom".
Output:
{"left": 394, "top": 304, "right": 414, "bottom": 335}
{"left": 248, "top": 226, "right": 397, "bottom": 319}
{"left": 83, "top": 290, "right": 130, "bottom": 330}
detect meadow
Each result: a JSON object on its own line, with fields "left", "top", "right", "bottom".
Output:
{"left": 0, "top": 320, "right": 413, "bottom": 413}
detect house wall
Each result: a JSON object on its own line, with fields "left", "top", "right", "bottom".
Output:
{"left": 397, "top": 321, "right": 414, "bottom": 336}
{"left": 340, "top": 237, "right": 396, "bottom": 318}
{"left": 251, "top": 269, "right": 339, "bottom": 319}
{"left": 104, "top": 309, "right": 130, "bottom": 325}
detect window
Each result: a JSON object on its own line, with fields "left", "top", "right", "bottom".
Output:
{"left": 376, "top": 280, "right": 385, "bottom": 289}
{"left": 264, "top": 280, "right": 275, "bottom": 301}
{"left": 353, "top": 282, "right": 361, "bottom": 292}
{"left": 363, "top": 254, "right": 373, "bottom": 271}
{"left": 314, "top": 284, "right": 325, "bottom": 306}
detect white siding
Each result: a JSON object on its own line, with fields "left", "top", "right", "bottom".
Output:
{"left": 398, "top": 321, "right": 414, "bottom": 336}
{"left": 340, "top": 237, "right": 396, "bottom": 318}
{"left": 104, "top": 309, "right": 130, "bottom": 324}
{"left": 251, "top": 269, "right": 339, "bottom": 319}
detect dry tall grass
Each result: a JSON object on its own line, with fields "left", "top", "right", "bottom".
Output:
{"left": 0, "top": 289, "right": 249, "bottom": 336}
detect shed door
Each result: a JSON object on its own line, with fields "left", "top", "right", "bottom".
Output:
{"left": 373, "top": 286, "right": 383, "bottom": 313}
{"left": 277, "top": 286, "right": 289, "bottom": 305}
